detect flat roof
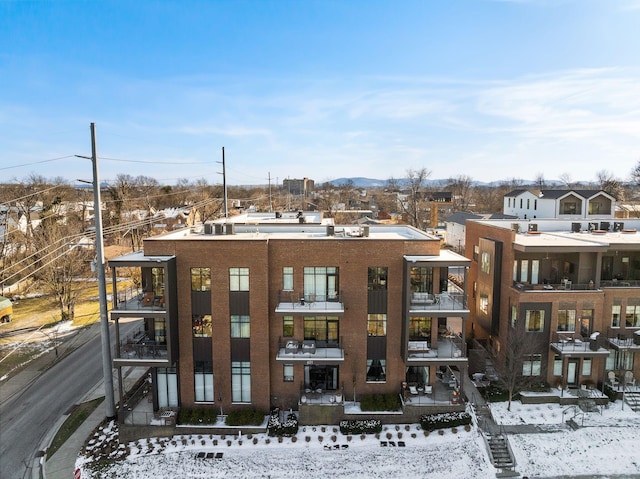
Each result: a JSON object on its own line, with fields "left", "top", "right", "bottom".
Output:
{"left": 405, "top": 249, "right": 470, "bottom": 265}
{"left": 147, "top": 224, "right": 440, "bottom": 242}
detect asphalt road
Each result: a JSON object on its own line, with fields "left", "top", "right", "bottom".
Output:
{"left": 0, "top": 319, "right": 140, "bottom": 479}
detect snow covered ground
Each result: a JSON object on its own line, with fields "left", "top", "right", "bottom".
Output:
{"left": 76, "top": 400, "right": 640, "bottom": 479}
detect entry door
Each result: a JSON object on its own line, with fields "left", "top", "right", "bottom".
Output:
{"left": 567, "top": 359, "right": 579, "bottom": 386}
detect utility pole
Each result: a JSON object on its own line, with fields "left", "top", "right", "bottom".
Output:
{"left": 89, "top": 123, "right": 116, "bottom": 419}
{"left": 268, "top": 172, "right": 272, "bottom": 212}
{"left": 218, "top": 147, "right": 228, "bottom": 219}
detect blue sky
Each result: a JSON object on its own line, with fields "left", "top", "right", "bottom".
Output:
{"left": 1, "top": 0, "right": 639, "bottom": 186}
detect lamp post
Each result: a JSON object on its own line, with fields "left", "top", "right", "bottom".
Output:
{"left": 76, "top": 122, "right": 116, "bottom": 419}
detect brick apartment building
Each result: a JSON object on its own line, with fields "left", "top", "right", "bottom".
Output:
{"left": 108, "top": 214, "right": 470, "bottom": 424}
{"left": 465, "top": 217, "right": 640, "bottom": 392}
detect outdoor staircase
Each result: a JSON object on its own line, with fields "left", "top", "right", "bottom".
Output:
{"left": 485, "top": 433, "right": 518, "bottom": 477}
{"left": 577, "top": 388, "right": 599, "bottom": 413}
{"left": 624, "top": 391, "right": 640, "bottom": 412}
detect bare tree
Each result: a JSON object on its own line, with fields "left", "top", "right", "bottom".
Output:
{"left": 400, "top": 168, "right": 431, "bottom": 228}
{"left": 596, "top": 170, "right": 624, "bottom": 201}
{"left": 448, "top": 175, "right": 474, "bottom": 211}
{"left": 632, "top": 160, "right": 640, "bottom": 186}
{"left": 534, "top": 173, "right": 546, "bottom": 190}
{"left": 492, "top": 324, "right": 539, "bottom": 411}
{"left": 559, "top": 172, "right": 573, "bottom": 188}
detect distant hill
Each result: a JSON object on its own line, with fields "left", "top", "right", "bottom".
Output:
{"left": 325, "top": 177, "right": 577, "bottom": 189}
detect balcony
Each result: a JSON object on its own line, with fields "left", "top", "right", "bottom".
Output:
{"left": 111, "top": 286, "right": 167, "bottom": 313}
{"left": 406, "top": 336, "right": 466, "bottom": 362}
{"left": 276, "top": 337, "right": 345, "bottom": 362}
{"left": 276, "top": 290, "right": 344, "bottom": 315}
{"left": 601, "top": 279, "right": 640, "bottom": 288}
{"left": 550, "top": 332, "right": 609, "bottom": 356}
{"left": 409, "top": 291, "right": 467, "bottom": 312}
{"left": 606, "top": 328, "right": 640, "bottom": 351}
{"left": 115, "top": 327, "right": 169, "bottom": 364}
{"left": 513, "top": 281, "right": 597, "bottom": 292}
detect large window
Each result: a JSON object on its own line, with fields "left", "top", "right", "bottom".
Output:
{"left": 283, "top": 316, "right": 294, "bottom": 337}
{"left": 626, "top": 305, "right": 640, "bottom": 327}
{"left": 409, "top": 316, "right": 432, "bottom": 340}
{"left": 194, "top": 361, "right": 214, "bottom": 402}
{"left": 191, "top": 267, "right": 211, "bottom": 291}
{"left": 151, "top": 267, "right": 165, "bottom": 296}
{"left": 481, "top": 252, "right": 491, "bottom": 275}
{"left": 410, "top": 266, "right": 433, "bottom": 293}
{"left": 283, "top": 267, "right": 294, "bottom": 291}
{"left": 480, "top": 294, "right": 489, "bottom": 314}
{"left": 304, "top": 316, "right": 339, "bottom": 346}
{"left": 192, "top": 314, "right": 212, "bottom": 337}
{"left": 580, "top": 309, "right": 593, "bottom": 337}
{"left": 557, "top": 308, "right": 576, "bottom": 332}
{"left": 606, "top": 350, "right": 634, "bottom": 371}
{"left": 522, "top": 354, "right": 542, "bottom": 376}
{"left": 525, "top": 310, "right": 545, "bottom": 332}
{"left": 367, "top": 314, "right": 387, "bottom": 336}
{"left": 366, "top": 359, "right": 386, "bottom": 382}
{"left": 582, "top": 358, "right": 592, "bottom": 376}
{"left": 157, "top": 365, "right": 178, "bottom": 408}
{"left": 231, "top": 315, "right": 250, "bottom": 338}
{"left": 612, "top": 304, "right": 621, "bottom": 328}
{"left": 368, "top": 267, "right": 388, "bottom": 290}
{"left": 231, "top": 361, "right": 251, "bottom": 403}
{"left": 304, "top": 267, "right": 339, "bottom": 301}
{"left": 553, "top": 355, "right": 562, "bottom": 376}
{"left": 229, "top": 267, "right": 249, "bottom": 291}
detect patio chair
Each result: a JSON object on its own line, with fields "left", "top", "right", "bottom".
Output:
{"left": 624, "top": 371, "right": 636, "bottom": 388}
{"left": 409, "top": 385, "right": 419, "bottom": 395}
{"left": 607, "top": 371, "right": 619, "bottom": 388}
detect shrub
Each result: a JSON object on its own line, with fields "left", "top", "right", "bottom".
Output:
{"left": 359, "top": 393, "right": 400, "bottom": 411}
{"left": 438, "top": 429, "right": 445, "bottom": 436}
{"left": 483, "top": 385, "right": 509, "bottom": 402}
{"left": 420, "top": 412, "right": 472, "bottom": 432}
{"left": 291, "top": 436, "right": 297, "bottom": 443}
{"left": 267, "top": 412, "right": 299, "bottom": 437}
{"left": 339, "top": 419, "right": 382, "bottom": 435}
{"left": 305, "top": 436, "right": 311, "bottom": 443}
{"left": 253, "top": 438, "right": 258, "bottom": 445}
{"left": 331, "top": 435, "right": 337, "bottom": 442}
{"left": 226, "top": 409, "right": 266, "bottom": 426}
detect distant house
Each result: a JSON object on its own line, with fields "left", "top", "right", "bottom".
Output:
{"left": 503, "top": 189, "right": 616, "bottom": 220}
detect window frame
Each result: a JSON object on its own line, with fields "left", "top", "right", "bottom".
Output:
{"left": 229, "top": 267, "right": 249, "bottom": 292}
{"left": 192, "top": 314, "right": 212, "bottom": 337}
{"left": 525, "top": 310, "right": 545, "bottom": 332}
{"left": 230, "top": 315, "right": 250, "bottom": 338}
{"left": 191, "top": 267, "right": 211, "bottom": 292}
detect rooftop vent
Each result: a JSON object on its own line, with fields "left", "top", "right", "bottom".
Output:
{"left": 613, "top": 221, "right": 624, "bottom": 232}
{"left": 600, "top": 221, "right": 610, "bottom": 231}
{"left": 588, "top": 222, "right": 598, "bottom": 232}
{"left": 571, "top": 222, "right": 581, "bottom": 233}
{"left": 204, "top": 223, "right": 214, "bottom": 235}
{"left": 215, "top": 223, "right": 224, "bottom": 235}
{"left": 225, "top": 223, "right": 235, "bottom": 235}
{"left": 528, "top": 223, "right": 538, "bottom": 232}
{"left": 327, "top": 225, "right": 335, "bottom": 236}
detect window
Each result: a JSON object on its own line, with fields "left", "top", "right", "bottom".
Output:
{"left": 520, "top": 260, "right": 528, "bottom": 283}
{"left": 612, "top": 304, "right": 621, "bottom": 327}
{"left": 520, "top": 199, "right": 523, "bottom": 208}
{"left": 368, "top": 267, "right": 388, "bottom": 290}
{"left": 231, "top": 361, "right": 251, "bottom": 402}
{"left": 531, "top": 260, "right": 539, "bottom": 284}
{"left": 194, "top": 361, "right": 214, "bottom": 402}
{"left": 192, "top": 314, "right": 212, "bottom": 337}
{"left": 513, "top": 260, "right": 518, "bottom": 282}
{"left": 562, "top": 202, "right": 578, "bottom": 214}
{"left": 534, "top": 199, "right": 537, "bottom": 210}
{"left": 527, "top": 198, "right": 530, "bottom": 209}
{"left": 367, "top": 314, "right": 387, "bottom": 336}
{"left": 553, "top": 355, "right": 562, "bottom": 376}
{"left": 626, "top": 305, "right": 640, "bottom": 327}
{"left": 522, "top": 354, "right": 542, "bottom": 376}
{"left": 366, "top": 359, "right": 386, "bottom": 382}
{"left": 283, "top": 267, "right": 294, "bottom": 291}
{"left": 580, "top": 309, "right": 593, "bottom": 337}
{"left": 473, "top": 245, "right": 479, "bottom": 262}
{"left": 191, "top": 267, "right": 211, "bottom": 291}
{"left": 480, "top": 252, "right": 491, "bottom": 275}
{"left": 410, "top": 266, "right": 433, "bottom": 292}
{"left": 304, "top": 267, "right": 339, "bottom": 301}
{"left": 582, "top": 358, "right": 592, "bottom": 376}
{"left": 154, "top": 317, "right": 166, "bottom": 344}
{"left": 525, "top": 310, "right": 544, "bottom": 332}
{"left": 607, "top": 350, "right": 633, "bottom": 371}
{"left": 479, "top": 294, "right": 489, "bottom": 314}
{"left": 229, "top": 267, "right": 249, "bottom": 291}
{"left": 231, "top": 315, "right": 250, "bottom": 338}
{"left": 511, "top": 305, "right": 517, "bottom": 327}
{"left": 557, "top": 309, "right": 576, "bottom": 332}
{"left": 283, "top": 364, "right": 294, "bottom": 382}
{"left": 151, "top": 267, "right": 165, "bottom": 296}
{"left": 409, "top": 316, "right": 432, "bottom": 340}
{"left": 157, "top": 365, "right": 178, "bottom": 408}
{"left": 283, "top": 316, "right": 294, "bottom": 337}
{"left": 304, "top": 316, "right": 339, "bottom": 346}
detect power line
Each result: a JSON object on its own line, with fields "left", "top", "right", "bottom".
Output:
{"left": 0, "top": 156, "right": 75, "bottom": 171}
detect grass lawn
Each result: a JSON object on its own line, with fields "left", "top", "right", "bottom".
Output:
{"left": 47, "top": 397, "right": 105, "bottom": 459}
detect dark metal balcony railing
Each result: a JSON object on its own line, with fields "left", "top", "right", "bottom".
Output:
{"left": 600, "top": 280, "right": 640, "bottom": 288}
{"left": 112, "top": 285, "right": 166, "bottom": 312}
{"left": 513, "top": 281, "right": 595, "bottom": 292}
{"left": 118, "top": 328, "right": 168, "bottom": 360}
{"left": 409, "top": 291, "right": 468, "bottom": 311}
{"left": 277, "top": 336, "right": 344, "bottom": 360}
{"left": 276, "top": 290, "right": 344, "bottom": 313}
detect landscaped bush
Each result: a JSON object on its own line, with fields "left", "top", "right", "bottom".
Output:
{"left": 267, "top": 412, "right": 299, "bottom": 437}
{"left": 528, "top": 381, "right": 551, "bottom": 392}
{"left": 359, "top": 393, "right": 400, "bottom": 411}
{"left": 339, "top": 419, "right": 382, "bottom": 435}
{"left": 482, "top": 384, "right": 509, "bottom": 402}
{"left": 225, "top": 409, "right": 266, "bottom": 426}
{"left": 603, "top": 384, "right": 618, "bottom": 402}
{"left": 420, "top": 412, "right": 472, "bottom": 432}
{"left": 176, "top": 407, "right": 218, "bottom": 425}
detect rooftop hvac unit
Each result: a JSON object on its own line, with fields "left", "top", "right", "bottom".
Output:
{"left": 327, "top": 225, "right": 335, "bottom": 236}
{"left": 214, "top": 223, "right": 224, "bottom": 235}
{"left": 613, "top": 221, "right": 624, "bottom": 232}
{"left": 363, "top": 225, "right": 370, "bottom": 237}
{"left": 528, "top": 223, "right": 538, "bottom": 232}
{"left": 225, "top": 223, "right": 235, "bottom": 235}
{"left": 511, "top": 223, "right": 520, "bottom": 233}
{"left": 588, "top": 222, "right": 598, "bottom": 231}
{"left": 275, "top": 211, "right": 282, "bottom": 219}
{"left": 204, "top": 223, "right": 214, "bottom": 235}
{"left": 600, "top": 221, "right": 610, "bottom": 231}
{"left": 571, "top": 222, "right": 581, "bottom": 233}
